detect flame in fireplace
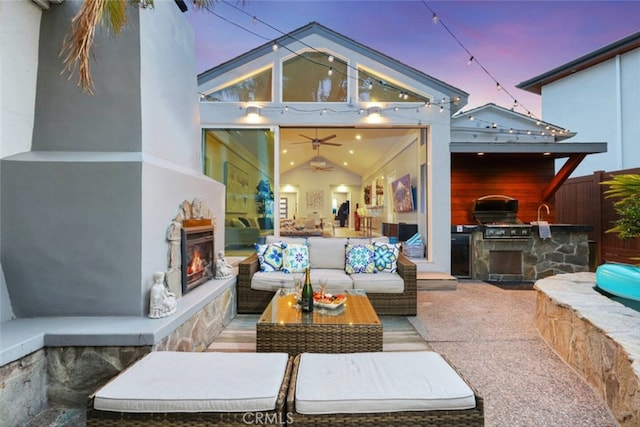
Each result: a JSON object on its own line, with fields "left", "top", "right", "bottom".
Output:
{"left": 187, "top": 250, "right": 205, "bottom": 276}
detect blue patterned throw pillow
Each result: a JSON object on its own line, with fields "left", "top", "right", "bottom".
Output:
{"left": 345, "top": 244, "right": 376, "bottom": 274}
{"left": 282, "top": 243, "right": 310, "bottom": 273}
{"left": 254, "top": 242, "right": 285, "bottom": 272}
{"left": 373, "top": 242, "right": 400, "bottom": 273}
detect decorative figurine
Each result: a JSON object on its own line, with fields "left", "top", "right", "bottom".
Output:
{"left": 149, "top": 271, "right": 177, "bottom": 318}
{"left": 215, "top": 250, "right": 234, "bottom": 279}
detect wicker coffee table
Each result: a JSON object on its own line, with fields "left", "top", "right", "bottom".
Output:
{"left": 256, "top": 289, "right": 382, "bottom": 355}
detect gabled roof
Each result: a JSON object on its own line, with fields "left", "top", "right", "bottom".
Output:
{"left": 453, "top": 102, "right": 575, "bottom": 140}
{"left": 198, "top": 21, "right": 469, "bottom": 114}
{"left": 450, "top": 103, "right": 605, "bottom": 159}
{"left": 517, "top": 31, "right": 640, "bottom": 94}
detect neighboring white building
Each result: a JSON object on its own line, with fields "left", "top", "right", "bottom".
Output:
{"left": 517, "top": 31, "right": 640, "bottom": 177}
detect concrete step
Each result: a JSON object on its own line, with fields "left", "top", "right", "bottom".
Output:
{"left": 417, "top": 272, "right": 458, "bottom": 291}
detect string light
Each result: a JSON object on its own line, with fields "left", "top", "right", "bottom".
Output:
{"left": 421, "top": 1, "right": 541, "bottom": 121}
{"left": 327, "top": 67, "right": 333, "bottom": 76}
{"left": 217, "top": 0, "right": 433, "bottom": 105}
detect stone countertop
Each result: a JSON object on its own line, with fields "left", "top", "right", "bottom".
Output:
{"left": 451, "top": 224, "right": 593, "bottom": 233}
{"left": 0, "top": 276, "right": 235, "bottom": 366}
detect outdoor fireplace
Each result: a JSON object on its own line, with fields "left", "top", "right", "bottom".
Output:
{"left": 181, "top": 224, "right": 214, "bottom": 294}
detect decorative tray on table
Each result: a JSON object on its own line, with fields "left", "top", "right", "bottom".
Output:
{"left": 312, "top": 292, "right": 347, "bottom": 309}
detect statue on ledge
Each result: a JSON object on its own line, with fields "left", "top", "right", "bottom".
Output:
{"left": 149, "top": 271, "right": 177, "bottom": 319}
{"left": 215, "top": 250, "right": 233, "bottom": 279}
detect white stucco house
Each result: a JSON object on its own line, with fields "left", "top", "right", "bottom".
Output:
{"left": 517, "top": 31, "right": 640, "bottom": 177}
{"left": 197, "top": 21, "right": 470, "bottom": 274}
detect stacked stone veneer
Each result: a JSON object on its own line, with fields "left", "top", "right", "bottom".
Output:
{"left": 0, "top": 285, "right": 234, "bottom": 420}
{"left": 472, "top": 229, "right": 590, "bottom": 281}
{"left": 535, "top": 273, "right": 640, "bottom": 426}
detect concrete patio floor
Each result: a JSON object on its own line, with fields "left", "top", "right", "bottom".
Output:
{"left": 410, "top": 281, "right": 617, "bottom": 426}
{"left": 28, "top": 281, "right": 618, "bottom": 426}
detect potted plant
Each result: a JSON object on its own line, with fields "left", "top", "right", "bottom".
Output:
{"left": 601, "top": 174, "right": 640, "bottom": 241}
{"left": 595, "top": 174, "right": 640, "bottom": 302}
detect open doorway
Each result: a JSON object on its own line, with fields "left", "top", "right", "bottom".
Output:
{"left": 332, "top": 190, "right": 351, "bottom": 229}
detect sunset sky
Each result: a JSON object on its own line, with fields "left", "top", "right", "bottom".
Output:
{"left": 184, "top": 1, "right": 640, "bottom": 117}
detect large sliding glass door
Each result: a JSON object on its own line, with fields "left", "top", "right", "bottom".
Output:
{"left": 203, "top": 128, "right": 275, "bottom": 256}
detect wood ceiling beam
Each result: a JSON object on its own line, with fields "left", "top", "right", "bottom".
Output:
{"left": 541, "top": 153, "right": 587, "bottom": 201}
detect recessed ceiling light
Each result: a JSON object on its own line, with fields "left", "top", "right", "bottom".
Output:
{"left": 283, "top": 149, "right": 287, "bottom": 154}
{"left": 290, "top": 161, "right": 294, "bottom": 165}
{"left": 349, "top": 150, "right": 354, "bottom": 154}
{"left": 343, "top": 162, "right": 348, "bottom": 166}
{"left": 355, "top": 134, "right": 362, "bottom": 140}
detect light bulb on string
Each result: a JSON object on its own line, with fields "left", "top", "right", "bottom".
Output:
{"left": 252, "top": 16, "right": 257, "bottom": 25}
{"left": 496, "top": 82, "right": 502, "bottom": 91}
{"left": 272, "top": 42, "right": 278, "bottom": 52}
{"left": 432, "top": 13, "right": 438, "bottom": 24}
{"left": 467, "top": 56, "right": 474, "bottom": 66}
{"left": 327, "top": 55, "right": 334, "bottom": 63}
{"left": 327, "top": 67, "right": 333, "bottom": 76}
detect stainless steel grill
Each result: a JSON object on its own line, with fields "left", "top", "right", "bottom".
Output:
{"left": 472, "top": 195, "right": 532, "bottom": 239}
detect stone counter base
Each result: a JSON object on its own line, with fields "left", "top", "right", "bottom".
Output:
{"left": 534, "top": 273, "right": 640, "bottom": 426}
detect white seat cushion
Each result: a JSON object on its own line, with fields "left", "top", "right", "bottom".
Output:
{"left": 295, "top": 352, "right": 476, "bottom": 414}
{"left": 308, "top": 268, "right": 354, "bottom": 292}
{"left": 94, "top": 351, "right": 289, "bottom": 413}
{"left": 350, "top": 272, "right": 404, "bottom": 293}
{"left": 251, "top": 271, "right": 295, "bottom": 291}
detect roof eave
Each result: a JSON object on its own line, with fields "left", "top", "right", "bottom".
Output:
{"left": 517, "top": 31, "right": 640, "bottom": 94}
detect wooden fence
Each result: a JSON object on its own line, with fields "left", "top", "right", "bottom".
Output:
{"left": 555, "top": 168, "right": 640, "bottom": 268}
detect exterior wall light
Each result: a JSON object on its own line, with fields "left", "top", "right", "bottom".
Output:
{"left": 246, "top": 106, "right": 261, "bottom": 117}
{"left": 366, "top": 106, "right": 382, "bottom": 117}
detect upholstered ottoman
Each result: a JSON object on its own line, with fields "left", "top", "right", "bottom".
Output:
{"left": 87, "top": 351, "right": 291, "bottom": 426}
{"left": 287, "top": 351, "right": 484, "bottom": 426}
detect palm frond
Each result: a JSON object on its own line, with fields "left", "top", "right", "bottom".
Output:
{"left": 60, "top": 0, "right": 220, "bottom": 94}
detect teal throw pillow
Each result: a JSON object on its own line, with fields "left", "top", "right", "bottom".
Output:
{"left": 345, "top": 244, "right": 376, "bottom": 274}
{"left": 373, "top": 242, "right": 400, "bottom": 273}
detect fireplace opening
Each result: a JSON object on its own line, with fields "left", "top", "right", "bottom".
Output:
{"left": 181, "top": 224, "right": 214, "bottom": 294}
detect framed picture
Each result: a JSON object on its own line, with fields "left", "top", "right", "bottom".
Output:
{"left": 391, "top": 174, "right": 414, "bottom": 212}
{"left": 224, "top": 162, "right": 249, "bottom": 213}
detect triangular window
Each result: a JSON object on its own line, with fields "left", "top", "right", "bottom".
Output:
{"left": 358, "top": 67, "right": 424, "bottom": 102}
{"left": 283, "top": 52, "right": 348, "bottom": 102}
{"left": 207, "top": 67, "right": 272, "bottom": 102}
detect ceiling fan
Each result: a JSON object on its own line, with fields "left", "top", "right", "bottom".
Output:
{"left": 291, "top": 129, "right": 342, "bottom": 148}
{"left": 306, "top": 146, "right": 333, "bottom": 172}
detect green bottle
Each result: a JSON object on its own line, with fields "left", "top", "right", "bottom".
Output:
{"left": 301, "top": 267, "right": 314, "bottom": 312}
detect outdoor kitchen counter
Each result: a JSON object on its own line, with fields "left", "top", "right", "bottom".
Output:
{"left": 466, "top": 225, "right": 593, "bottom": 282}
{"left": 451, "top": 224, "right": 593, "bottom": 233}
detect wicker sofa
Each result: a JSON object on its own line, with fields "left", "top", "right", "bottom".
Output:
{"left": 237, "top": 236, "right": 417, "bottom": 316}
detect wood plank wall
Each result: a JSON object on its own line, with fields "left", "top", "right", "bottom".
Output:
{"left": 451, "top": 155, "right": 556, "bottom": 225}
{"left": 556, "top": 168, "right": 640, "bottom": 266}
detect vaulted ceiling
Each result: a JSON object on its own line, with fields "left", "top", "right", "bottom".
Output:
{"left": 279, "top": 127, "right": 418, "bottom": 176}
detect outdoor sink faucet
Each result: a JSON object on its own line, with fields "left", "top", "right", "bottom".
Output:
{"left": 537, "top": 203, "right": 550, "bottom": 222}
